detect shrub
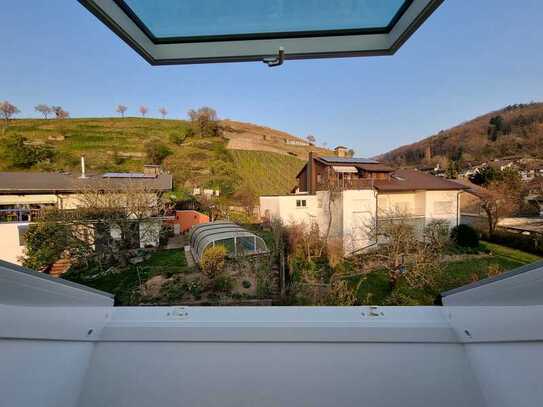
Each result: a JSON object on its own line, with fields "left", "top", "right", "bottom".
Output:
{"left": 22, "top": 221, "right": 69, "bottom": 270}
{"left": 1, "top": 134, "right": 55, "bottom": 168}
{"left": 450, "top": 224, "right": 479, "bottom": 248}
{"left": 484, "top": 230, "right": 543, "bottom": 255}
{"left": 200, "top": 245, "right": 227, "bottom": 279}
{"left": 186, "top": 279, "right": 203, "bottom": 299}
{"left": 144, "top": 140, "right": 172, "bottom": 164}
{"left": 169, "top": 132, "right": 186, "bottom": 145}
{"left": 213, "top": 274, "right": 234, "bottom": 294}
{"left": 242, "top": 280, "right": 252, "bottom": 289}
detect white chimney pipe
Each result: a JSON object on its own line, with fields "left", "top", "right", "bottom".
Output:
{"left": 80, "top": 156, "right": 87, "bottom": 179}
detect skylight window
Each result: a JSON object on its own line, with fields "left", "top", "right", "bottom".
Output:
{"left": 118, "top": 0, "right": 407, "bottom": 41}
{"left": 79, "top": 0, "right": 443, "bottom": 65}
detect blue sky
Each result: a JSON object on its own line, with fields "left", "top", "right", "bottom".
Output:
{"left": 1, "top": 0, "right": 542, "bottom": 156}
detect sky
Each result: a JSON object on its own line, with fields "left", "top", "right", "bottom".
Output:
{"left": 1, "top": 0, "right": 542, "bottom": 157}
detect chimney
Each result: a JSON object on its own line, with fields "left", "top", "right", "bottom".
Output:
{"left": 79, "top": 156, "right": 87, "bottom": 179}
{"left": 307, "top": 152, "right": 315, "bottom": 194}
{"left": 144, "top": 164, "right": 161, "bottom": 177}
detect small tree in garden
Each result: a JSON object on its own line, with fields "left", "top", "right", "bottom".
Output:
{"left": 139, "top": 105, "right": 148, "bottom": 117}
{"left": 158, "top": 107, "right": 168, "bottom": 119}
{"left": 200, "top": 245, "right": 227, "bottom": 279}
{"left": 360, "top": 213, "right": 448, "bottom": 290}
{"left": 22, "top": 220, "right": 70, "bottom": 270}
{"left": 116, "top": 104, "right": 127, "bottom": 118}
{"left": 450, "top": 224, "right": 479, "bottom": 247}
{"left": 234, "top": 183, "right": 257, "bottom": 216}
{"left": 0, "top": 100, "right": 20, "bottom": 126}
{"left": 34, "top": 104, "right": 52, "bottom": 119}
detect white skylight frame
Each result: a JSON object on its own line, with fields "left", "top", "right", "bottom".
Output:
{"left": 78, "top": 0, "right": 444, "bottom": 65}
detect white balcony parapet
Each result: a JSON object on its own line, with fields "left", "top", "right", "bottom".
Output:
{"left": 2, "top": 258, "right": 543, "bottom": 407}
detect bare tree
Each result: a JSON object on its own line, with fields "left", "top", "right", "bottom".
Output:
{"left": 0, "top": 101, "right": 20, "bottom": 126}
{"left": 116, "top": 104, "right": 127, "bottom": 118}
{"left": 35, "top": 104, "right": 52, "bottom": 119}
{"left": 52, "top": 106, "right": 69, "bottom": 119}
{"left": 306, "top": 135, "right": 316, "bottom": 144}
{"left": 158, "top": 107, "right": 168, "bottom": 119}
{"left": 480, "top": 181, "right": 521, "bottom": 235}
{"left": 139, "top": 105, "right": 148, "bottom": 117}
{"left": 187, "top": 106, "right": 220, "bottom": 137}
{"left": 358, "top": 211, "right": 448, "bottom": 290}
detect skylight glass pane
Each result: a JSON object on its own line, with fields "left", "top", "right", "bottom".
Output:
{"left": 120, "top": 0, "right": 407, "bottom": 40}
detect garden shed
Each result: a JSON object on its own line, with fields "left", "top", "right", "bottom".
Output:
{"left": 189, "top": 221, "right": 269, "bottom": 263}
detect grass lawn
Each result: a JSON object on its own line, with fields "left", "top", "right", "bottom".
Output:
{"left": 354, "top": 241, "right": 542, "bottom": 306}
{"left": 63, "top": 249, "right": 191, "bottom": 305}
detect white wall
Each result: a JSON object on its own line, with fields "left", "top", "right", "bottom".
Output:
{"left": 424, "top": 190, "right": 459, "bottom": 228}
{"left": 342, "top": 190, "right": 377, "bottom": 253}
{"left": 0, "top": 194, "right": 58, "bottom": 205}
{"left": 80, "top": 341, "right": 483, "bottom": 407}
{"left": 259, "top": 195, "right": 319, "bottom": 226}
{"left": 378, "top": 192, "right": 417, "bottom": 216}
{"left": 0, "top": 223, "right": 27, "bottom": 265}
{"left": 1, "top": 340, "right": 95, "bottom": 407}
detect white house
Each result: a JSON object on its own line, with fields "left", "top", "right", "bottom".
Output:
{"left": 260, "top": 154, "right": 466, "bottom": 254}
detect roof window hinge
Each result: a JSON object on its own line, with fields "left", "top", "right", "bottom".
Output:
{"left": 263, "top": 47, "right": 285, "bottom": 68}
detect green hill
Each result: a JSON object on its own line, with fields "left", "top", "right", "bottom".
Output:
{"left": 0, "top": 117, "right": 304, "bottom": 199}
{"left": 231, "top": 150, "right": 304, "bottom": 195}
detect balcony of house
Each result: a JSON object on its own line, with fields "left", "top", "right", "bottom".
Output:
{"left": 0, "top": 207, "right": 46, "bottom": 223}
{"left": 316, "top": 174, "right": 377, "bottom": 192}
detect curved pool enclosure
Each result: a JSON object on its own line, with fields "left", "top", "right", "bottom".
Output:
{"left": 189, "top": 221, "right": 269, "bottom": 263}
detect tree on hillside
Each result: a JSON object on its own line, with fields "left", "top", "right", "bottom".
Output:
{"left": 187, "top": 106, "right": 220, "bottom": 137}
{"left": 1, "top": 134, "right": 55, "bottom": 169}
{"left": 35, "top": 104, "right": 52, "bottom": 119}
{"left": 487, "top": 115, "right": 510, "bottom": 142}
{"left": 0, "top": 101, "right": 20, "bottom": 126}
{"left": 144, "top": 139, "right": 172, "bottom": 164}
{"left": 116, "top": 104, "right": 127, "bottom": 118}
{"left": 158, "top": 107, "right": 168, "bottom": 119}
{"left": 51, "top": 106, "right": 69, "bottom": 119}
{"left": 139, "top": 105, "right": 148, "bottom": 117}
{"left": 306, "top": 135, "right": 316, "bottom": 144}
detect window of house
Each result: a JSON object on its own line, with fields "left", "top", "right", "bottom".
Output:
{"left": 296, "top": 200, "right": 307, "bottom": 208}
{"left": 394, "top": 202, "right": 412, "bottom": 214}
{"left": 433, "top": 201, "right": 454, "bottom": 215}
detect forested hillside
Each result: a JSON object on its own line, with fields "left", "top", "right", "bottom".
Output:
{"left": 380, "top": 102, "right": 543, "bottom": 167}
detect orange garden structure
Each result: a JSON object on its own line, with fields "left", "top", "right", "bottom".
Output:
{"left": 167, "top": 210, "right": 210, "bottom": 235}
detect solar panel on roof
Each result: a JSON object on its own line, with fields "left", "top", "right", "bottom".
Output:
{"left": 102, "top": 173, "right": 156, "bottom": 179}
{"left": 319, "top": 157, "right": 379, "bottom": 164}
